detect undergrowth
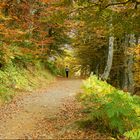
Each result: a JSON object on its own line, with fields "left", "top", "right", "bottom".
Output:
{"left": 0, "top": 62, "right": 54, "bottom": 103}
{"left": 78, "top": 76, "right": 140, "bottom": 140}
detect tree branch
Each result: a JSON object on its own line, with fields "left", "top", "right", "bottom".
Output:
{"left": 68, "top": 0, "right": 140, "bottom": 15}
{"left": 104, "top": 0, "right": 131, "bottom": 9}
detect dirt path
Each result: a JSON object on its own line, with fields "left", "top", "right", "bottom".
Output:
{"left": 0, "top": 79, "right": 83, "bottom": 139}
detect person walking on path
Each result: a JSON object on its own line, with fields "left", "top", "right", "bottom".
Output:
{"left": 65, "top": 66, "right": 69, "bottom": 78}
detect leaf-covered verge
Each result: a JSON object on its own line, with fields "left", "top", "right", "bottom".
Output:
{"left": 78, "top": 76, "right": 140, "bottom": 139}
{"left": 0, "top": 61, "right": 54, "bottom": 104}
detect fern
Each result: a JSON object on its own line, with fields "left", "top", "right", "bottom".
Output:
{"left": 79, "top": 76, "right": 140, "bottom": 137}
{"left": 124, "top": 129, "right": 140, "bottom": 140}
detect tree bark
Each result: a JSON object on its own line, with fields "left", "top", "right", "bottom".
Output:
{"left": 123, "top": 34, "right": 129, "bottom": 90}
{"left": 122, "top": 34, "right": 136, "bottom": 93}
{"left": 101, "top": 36, "right": 114, "bottom": 80}
{"left": 127, "top": 34, "right": 136, "bottom": 93}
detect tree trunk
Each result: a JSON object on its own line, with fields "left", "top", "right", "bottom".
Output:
{"left": 127, "top": 34, "right": 136, "bottom": 93}
{"left": 123, "top": 34, "right": 129, "bottom": 90}
{"left": 122, "top": 34, "right": 136, "bottom": 93}
{"left": 101, "top": 36, "right": 114, "bottom": 80}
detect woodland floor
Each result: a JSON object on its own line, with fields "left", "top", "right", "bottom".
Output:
{"left": 0, "top": 78, "right": 110, "bottom": 139}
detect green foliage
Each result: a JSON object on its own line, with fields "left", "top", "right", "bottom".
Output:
{"left": 79, "top": 76, "right": 140, "bottom": 137}
{"left": 124, "top": 129, "right": 140, "bottom": 140}
{"left": 0, "top": 61, "right": 54, "bottom": 103}
{"left": 0, "top": 64, "right": 31, "bottom": 89}
{"left": 0, "top": 85, "right": 13, "bottom": 102}
{"left": 46, "top": 61, "right": 59, "bottom": 75}
{"left": 0, "top": 64, "right": 32, "bottom": 102}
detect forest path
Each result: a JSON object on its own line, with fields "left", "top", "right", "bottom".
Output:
{"left": 0, "top": 78, "right": 83, "bottom": 139}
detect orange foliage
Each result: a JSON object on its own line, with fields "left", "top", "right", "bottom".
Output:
{"left": 0, "top": 0, "right": 68, "bottom": 61}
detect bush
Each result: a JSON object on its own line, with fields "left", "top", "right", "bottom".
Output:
{"left": 46, "top": 61, "right": 60, "bottom": 75}
{"left": 79, "top": 76, "right": 140, "bottom": 138}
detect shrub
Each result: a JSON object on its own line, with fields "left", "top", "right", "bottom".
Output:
{"left": 79, "top": 76, "right": 140, "bottom": 137}
{"left": 46, "top": 61, "right": 59, "bottom": 75}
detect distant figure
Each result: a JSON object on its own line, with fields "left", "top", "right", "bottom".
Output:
{"left": 65, "top": 66, "right": 69, "bottom": 78}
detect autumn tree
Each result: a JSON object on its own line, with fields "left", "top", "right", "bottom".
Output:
{"left": 0, "top": 0, "right": 70, "bottom": 68}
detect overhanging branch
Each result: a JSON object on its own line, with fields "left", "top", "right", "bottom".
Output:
{"left": 104, "top": 0, "right": 131, "bottom": 9}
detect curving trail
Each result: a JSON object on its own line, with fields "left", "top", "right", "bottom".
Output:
{"left": 0, "top": 78, "right": 82, "bottom": 139}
